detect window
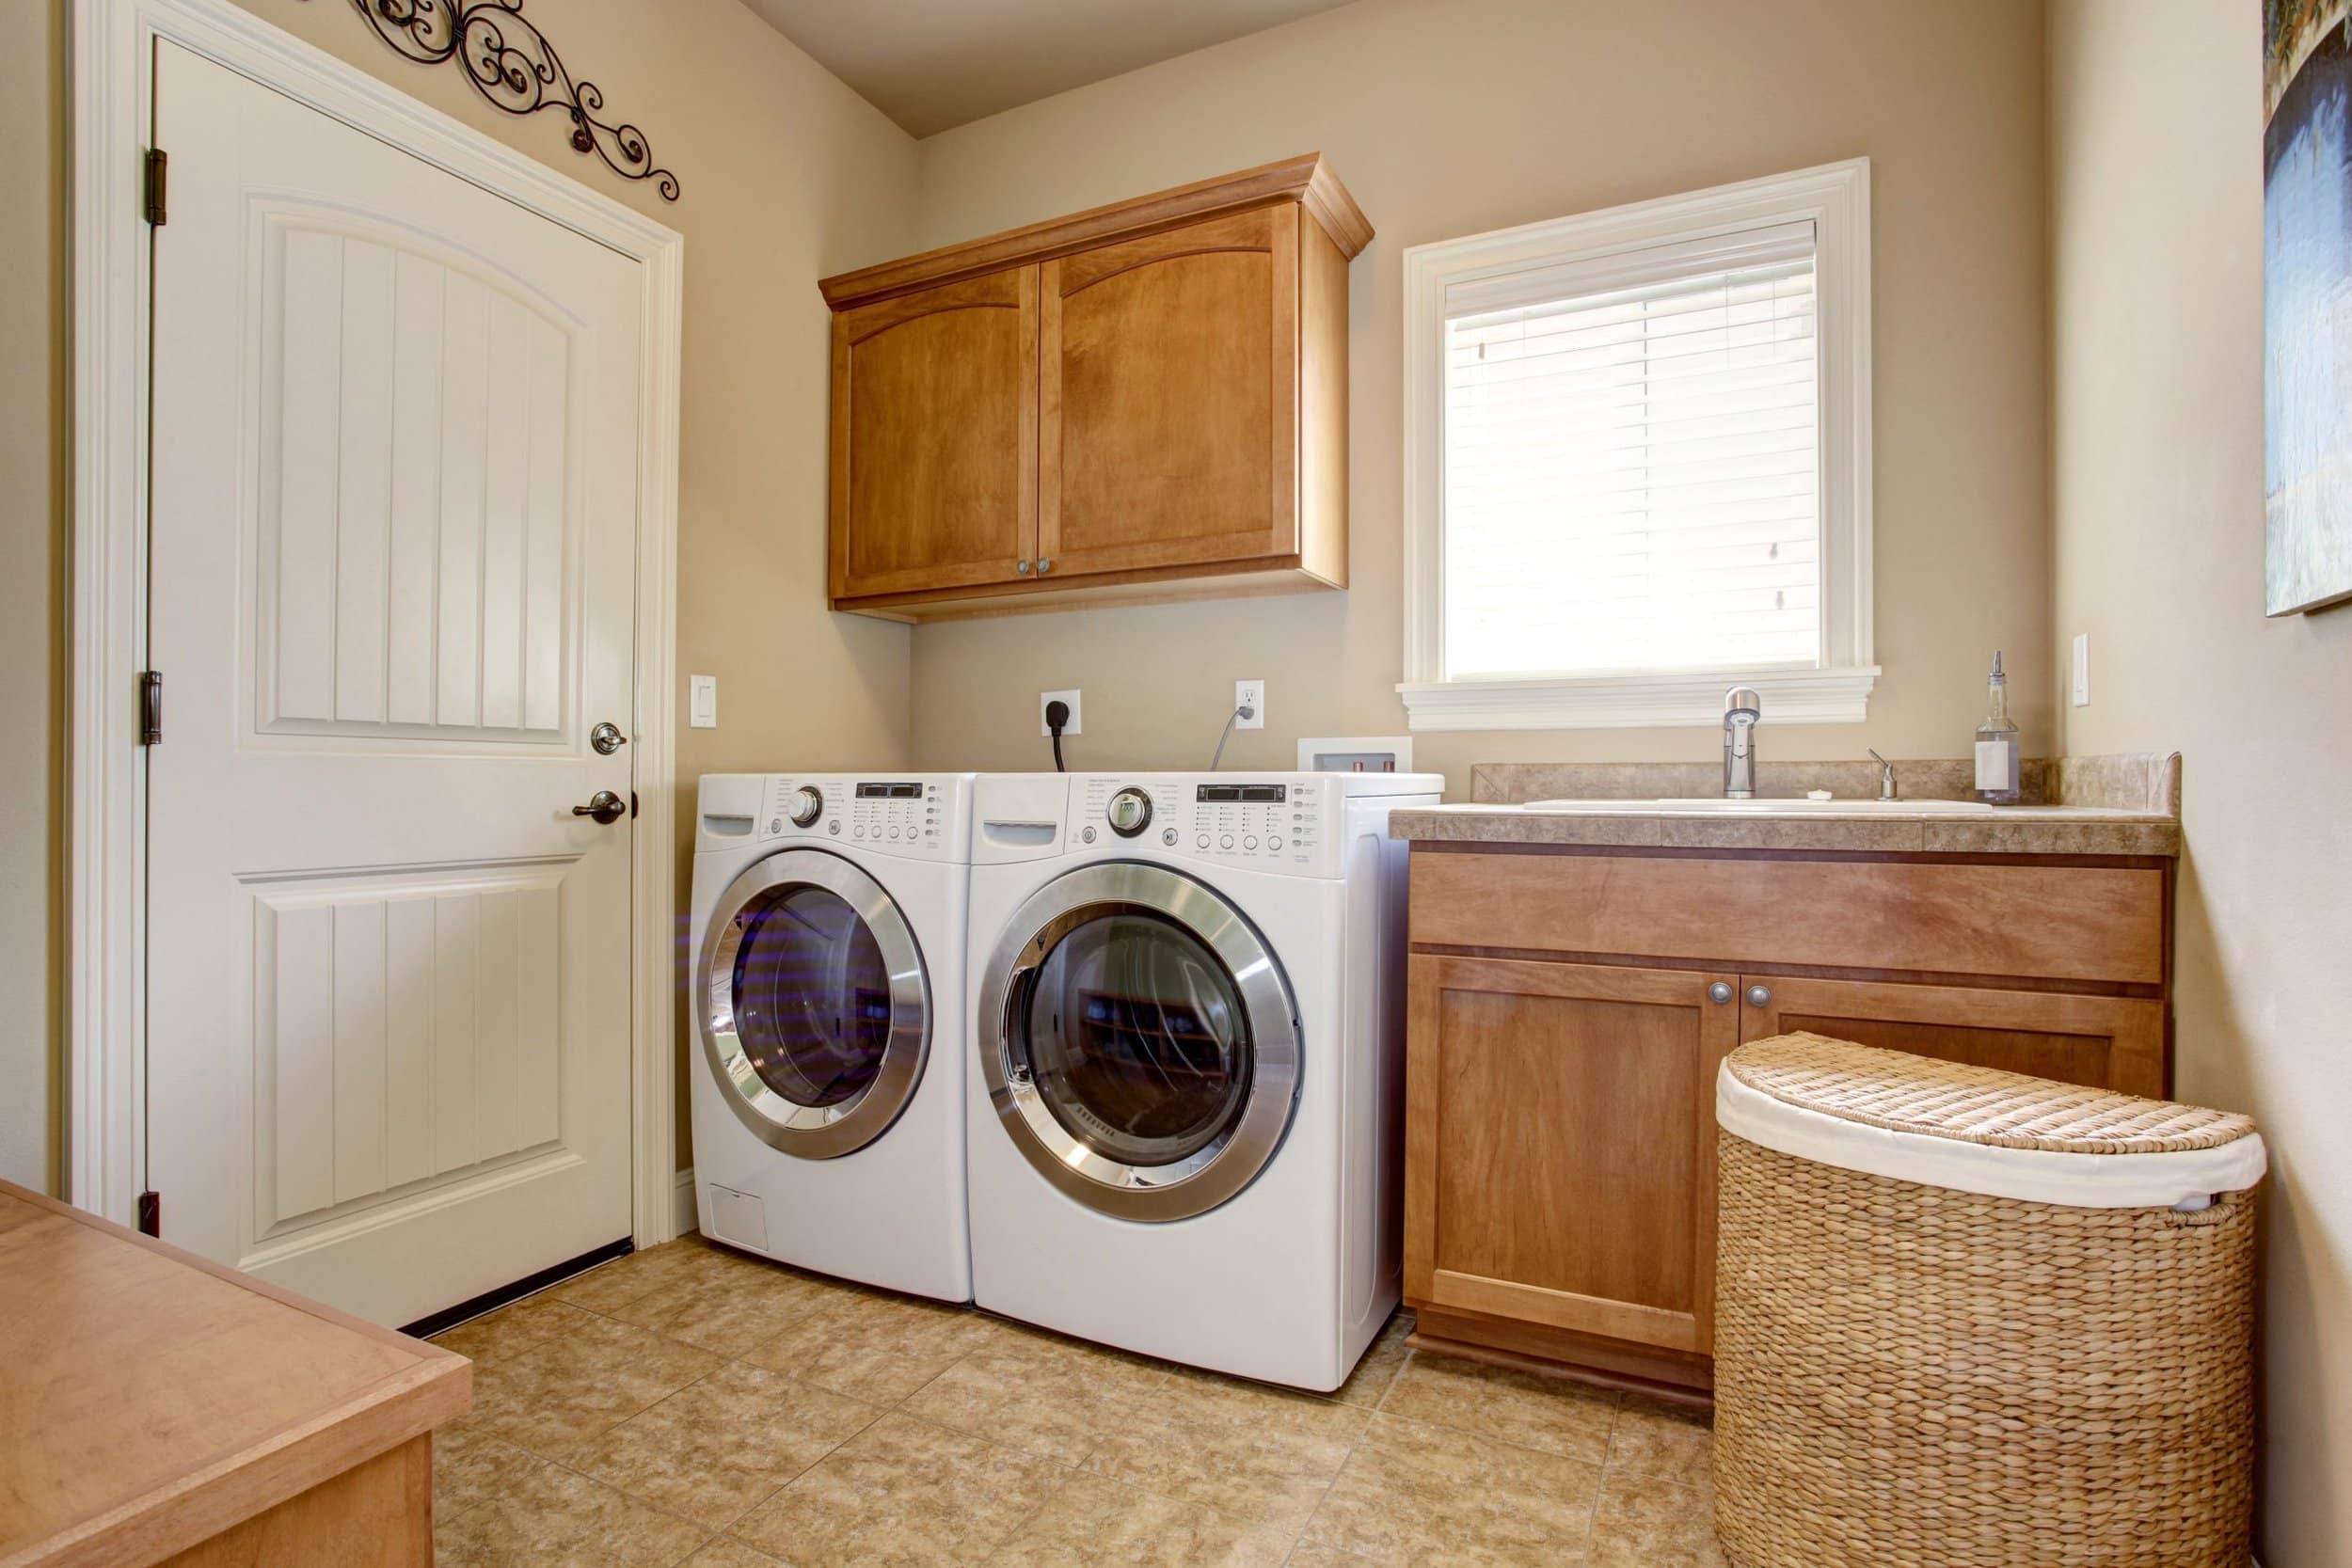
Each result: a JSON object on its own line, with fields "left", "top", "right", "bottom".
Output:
{"left": 1401, "top": 161, "right": 1875, "bottom": 730}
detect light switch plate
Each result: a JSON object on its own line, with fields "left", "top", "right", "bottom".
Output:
{"left": 2071, "top": 634, "right": 2090, "bottom": 707}
{"left": 1234, "top": 679, "right": 1264, "bottom": 729}
{"left": 689, "top": 674, "right": 718, "bottom": 729}
{"left": 1041, "top": 689, "right": 1081, "bottom": 736}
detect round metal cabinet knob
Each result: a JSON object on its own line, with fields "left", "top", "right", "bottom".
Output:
{"left": 787, "top": 785, "right": 823, "bottom": 827}
{"left": 1105, "top": 786, "right": 1152, "bottom": 837}
{"left": 1015, "top": 559, "right": 1032, "bottom": 575}
{"left": 1746, "top": 984, "right": 1773, "bottom": 1007}
{"left": 1708, "top": 981, "right": 1734, "bottom": 1005}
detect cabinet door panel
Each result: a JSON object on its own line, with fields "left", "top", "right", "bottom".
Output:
{"left": 831, "top": 269, "right": 1037, "bottom": 598}
{"left": 1740, "top": 975, "right": 2166, "bottom": 1097}
{"left": 1406, "top": 956, "right": 1740, "bottom": 1354}
{"left": 1039, "top": 207, "right": 1297, "bottom": 578}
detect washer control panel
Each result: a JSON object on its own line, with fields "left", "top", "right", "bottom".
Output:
{"left": 758, "top": 776, "right": 965, "bottom": 858}
{"left": 1072, "top": 776, "right": 1332, "bottom": 875}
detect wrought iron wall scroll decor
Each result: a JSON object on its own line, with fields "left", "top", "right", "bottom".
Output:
{"left": 307, "top": 0, "right": 680, "bottom": 200}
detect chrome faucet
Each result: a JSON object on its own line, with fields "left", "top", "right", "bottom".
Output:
{"left": 1868, "top": 748, "right": 1899, "bottom": 801}
{"left": 1723, "top": 687, "right": 1761, "bottom": 799}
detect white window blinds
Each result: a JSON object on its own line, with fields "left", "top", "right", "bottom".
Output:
{"left": 1441, "top": 222, "right": 1821, "bottom": 681}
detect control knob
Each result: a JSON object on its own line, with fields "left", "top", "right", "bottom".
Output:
{"left": 1106, "top": 786, "right": 1153, "bottom": 837}
{"left": 787, "top": 784, "right": 823, "bottom": 827}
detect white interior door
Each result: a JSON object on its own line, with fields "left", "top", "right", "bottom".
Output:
{"left": 145, "top": 40, "right": 643, "bottom": 1326}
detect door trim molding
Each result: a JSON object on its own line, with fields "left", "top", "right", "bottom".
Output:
{"left": 68, "top": 0, "right": 686, "bottom": 1248}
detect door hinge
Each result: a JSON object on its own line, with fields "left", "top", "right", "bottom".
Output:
{"left": 138, "top": 670, "right": 163, "bottom": 745}
{"left": 144, "top": 148, "right": 167, "bottom": 226}
{"left": 136, "top": 1190, "right": 161, "bottom": 1237}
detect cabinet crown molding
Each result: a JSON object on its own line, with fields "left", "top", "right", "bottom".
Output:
{"left": 819, "top": 152, "right": 1371, "bottom": 311}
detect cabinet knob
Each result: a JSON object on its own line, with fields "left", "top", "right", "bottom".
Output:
{"left": 1746, "top": 984, "right": 1772, "bottom": 1007}
{"left": 1015, "top": 559, "right": 1032, "bottom": 575}
{"left": 1037, "top": 558, "right": 1053, "bottom": 575}
{"left": 1708, "top": 981, "right": 1734, "bottom": 1005}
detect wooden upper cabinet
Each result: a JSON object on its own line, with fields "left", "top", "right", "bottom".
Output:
{"left": 830, "top": 269, "right": 1038, "bottom": 600}
{"left": 818, "top": 155, "right": 1368, "bottom": 620}
{"left": 1039, "top": 206, "right": 1295, "bottom": 578}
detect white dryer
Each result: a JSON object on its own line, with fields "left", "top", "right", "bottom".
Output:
{"left": 964, "top": 770, "right": 1442, "bottom": 1388}
{"left": 690, "top": 773, "right": 974, "bottom": 1301}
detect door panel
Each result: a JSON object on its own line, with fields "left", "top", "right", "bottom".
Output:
{"left": 1040, "top": 206, "right": 1298, "bottom": 577}
{"left": 832, "top": 268, "right": 1039, "bottom": 597}
{"left": 1405, "top": 956, "right": 1740, "bottom": 1354}
{"left": 147, "top": 42, "right": 641, "bottom": 1325}
{"left": 1740, "top": 975, "right": 2167, "bottom": 1097}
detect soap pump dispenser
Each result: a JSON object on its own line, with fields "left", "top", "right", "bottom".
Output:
{"left": 1974, "top": 651, "right": 2022, "bottom": 804}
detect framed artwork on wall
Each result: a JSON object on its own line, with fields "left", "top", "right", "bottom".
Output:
{"left": 2265, "top": 0, "right": 2352, "bottom": 614}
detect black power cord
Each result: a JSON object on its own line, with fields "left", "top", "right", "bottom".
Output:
{"left": 1044, "top": 699, "right": 1070, "bottom": 772}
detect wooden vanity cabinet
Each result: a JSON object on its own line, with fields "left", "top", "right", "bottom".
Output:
{"left": 1402, "top": 845, "right": 2172, "bottom": 1395}
{"left": 819, "top": 155, "right": 1364, "bottom": 620}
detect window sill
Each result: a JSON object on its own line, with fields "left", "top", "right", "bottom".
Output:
{"left": 1395, "top": 666, "right": 1881, "bottom": 732}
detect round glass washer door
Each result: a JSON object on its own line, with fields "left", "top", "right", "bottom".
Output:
{"left": 978, "top": 862, "right": 1299, "bottom": 1222}
{"left": 698, "top": 848, "right": 930, "bottom": 1158}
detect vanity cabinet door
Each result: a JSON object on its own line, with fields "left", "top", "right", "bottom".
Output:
{"left": 1037, "top": 207, "right": 1299, "bottom": 579}
{"left": 830, "top": 268, "right": 1039, "bottom": 600}
{"left": 1738, "top": 975, "right": 2167, "bottom": 1098}
{"left": 1405, "top": 955, "right": 1742, "bottom": 1356}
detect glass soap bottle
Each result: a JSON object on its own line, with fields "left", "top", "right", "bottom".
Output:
{"left": 1974, "top": 651, "right": 2022, "bottom": 805}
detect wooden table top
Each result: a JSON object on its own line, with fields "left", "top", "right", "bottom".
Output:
{"left": 0, "top": 1180, "right": 470, "bottom": 1568}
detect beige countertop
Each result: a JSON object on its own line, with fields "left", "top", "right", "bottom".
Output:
{"left": 1389, "top": 800, "right": 2181, "bottom": 857}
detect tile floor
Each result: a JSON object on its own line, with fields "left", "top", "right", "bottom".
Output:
{"left": 429, "top": 1234, "right": 1724, "bottom": 1567}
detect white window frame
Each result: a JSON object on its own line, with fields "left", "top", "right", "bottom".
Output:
{"left": 1399, "top": 158, "right": 1875, "bottom": 731}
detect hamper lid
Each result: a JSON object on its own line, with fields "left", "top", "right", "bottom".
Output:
{"left": 1716, "top": 1032, "right": 2266, "bottom": 1211}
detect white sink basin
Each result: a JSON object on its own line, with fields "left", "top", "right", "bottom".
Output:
{"left": 1523, "top": 797, "right": 1999, "bottom": 815}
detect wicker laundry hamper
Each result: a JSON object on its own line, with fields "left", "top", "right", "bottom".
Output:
{"left": 1711, "top": 1033, "right": 2265, "bottom": 1568}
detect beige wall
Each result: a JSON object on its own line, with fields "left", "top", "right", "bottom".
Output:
{"left": 902, "top": 0, "right": 2052, "bottom": 791}
{"left": 0, "top": 0, "right": 925, "bottom": 1191}
{"left": 2049, "top": 4, "right": 2351, "bottom": 1560}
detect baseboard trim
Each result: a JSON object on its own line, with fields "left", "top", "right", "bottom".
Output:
{"left": 673, "top": 1167, "right": 697, "bottom": 1238}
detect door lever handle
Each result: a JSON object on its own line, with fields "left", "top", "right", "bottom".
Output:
{"left": 573, "top": 790, "right": 627, "bottom": 826}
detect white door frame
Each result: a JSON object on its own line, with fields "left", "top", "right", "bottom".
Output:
{"left": 69, "top": 0, "right": 685, "bottom": 1248}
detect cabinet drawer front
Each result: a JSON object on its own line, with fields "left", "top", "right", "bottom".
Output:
{"left": 1411, "top": 850, "right": 2165, "bottom": 987}
{"left": 832, "top": 269, "right": 1038, "bottom": 599}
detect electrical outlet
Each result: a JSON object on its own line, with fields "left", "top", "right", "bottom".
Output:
{"left": 1234, "top": 679, "right": 1264, "bottom": 730}
{"left": 1040, "top": 689, "right": 1082, "bottom": 736}
{"left": 2071, "top": 634, "right": 2091, "bottom": 707}
{"left": 689, "top": 674, "right": 718, "bottom": 729}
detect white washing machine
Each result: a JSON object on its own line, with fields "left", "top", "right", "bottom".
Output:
{"left": 690, "top": 773, "right": 975, "bottom": 1301}
{"left": 964, "top": 769, "right": 1443, "bottom": 1389}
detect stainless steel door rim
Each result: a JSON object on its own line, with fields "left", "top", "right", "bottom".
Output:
{"left": 978, "top": 860, "right": 1299, "bottom": 1222}
{"left": 699, "top": 847, "right": 930, "bottom": 1158}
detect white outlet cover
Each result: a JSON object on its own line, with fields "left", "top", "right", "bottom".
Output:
{"left": 1041, "top": 689, "right": 1082, "bottom": 736}
{"left": 689, "top": 673, "right": 718, "bottom": 729}
{"left": 1234, "top": 678, "right": 1264, "bottom": 729}
{"left": 2071, "top": 634, "right": 2090, "bottom": 707}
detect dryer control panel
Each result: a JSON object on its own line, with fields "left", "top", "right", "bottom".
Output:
{"left": 1069, "top": 775, "right": 1335, "bottom": 877}
{"left": 746, "top": 775, "right": 971, "bottom": 860}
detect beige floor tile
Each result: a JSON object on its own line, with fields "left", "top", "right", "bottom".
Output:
{"left": 1588, "top": 1474, "right": 1726, "bottom": 1568}
{"left": 1605, "top": 1396, "right": 1713, "bottom": 1492}
{"left": 435, "top": 1445, "right": 711, "bottom": 1568}
{"left": 565, "top": 1361, "right": 884, "bottom": 1529}
{"left": 605, "top": 1257, "right": 846, "bottom": 1358}
{"left": 431, "top": 1424, "right": 545, "bottom": 1519}
{"left": 468, "top": 1309, "right": 724, "bottom": 1460}
{"left": 1299, "top": 1412, "right": 1602, "bottom": 1567}
{"left": 1081, "top": 1371, "right": 1367, "bottom": 1531}
{"left": 897, "top": 1324, "right": 1173, "bottom": 1465}
{"left": 985, "top": 1472, "right": 1295, "bottom": 1566}
{"left": 1330, "top": 1312, "right": 1414, "bottom": 1409}
{"left": 1281, "top": 1544, "right": 1376, "bottom": 1567}
{"left": 742, "top": 1290, "right": 1011, "bottom": 1405}
{"left": 547, "top": 1234, "right": 739, "bottom": 1315}
{"left": 729, "top": 1412, "right": 1069, "bottom": 1568}
{"left": 431, "top": 1295, "right": 605, "bottom": 1367}
{"left": 681, "top": 1540, "right": 787, "bottom": 1568}
{"left": 1378, "top": 1352, "right": 1618, "bottom": 1464}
